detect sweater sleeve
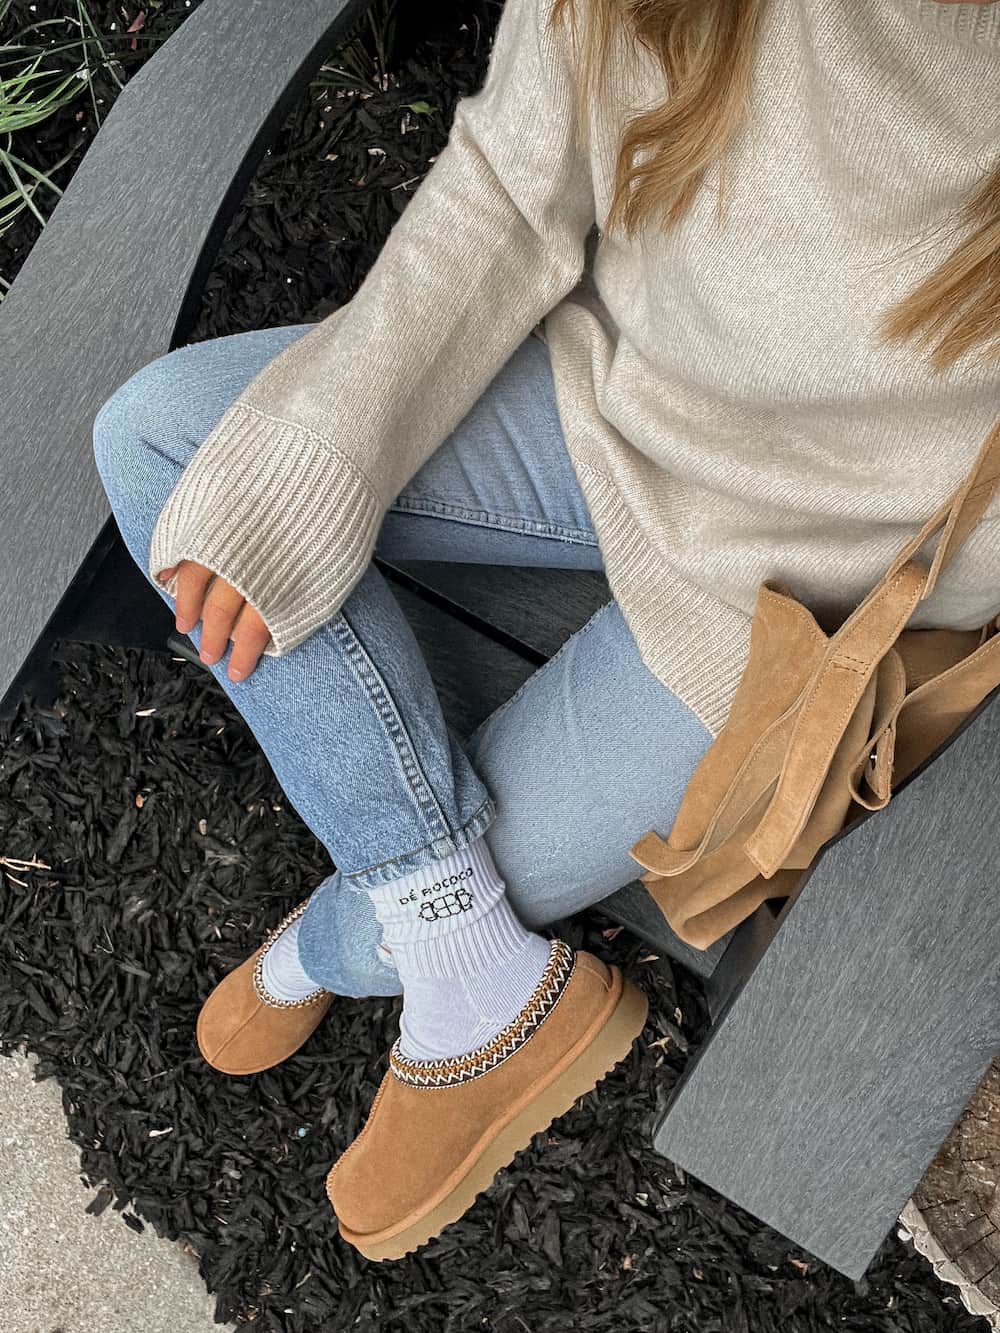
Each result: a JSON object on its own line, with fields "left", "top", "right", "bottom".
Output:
{"left": 148, "top": 0, "right": 596, "bottom": 656}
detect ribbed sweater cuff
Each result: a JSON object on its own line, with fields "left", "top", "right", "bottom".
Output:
{"left": 148, "top": 402, "right": 383, "bottom": 656}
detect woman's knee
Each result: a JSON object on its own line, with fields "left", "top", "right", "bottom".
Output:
{"left": 91, "top": 350, "right": 194, "bottom": 525}
{"left": 93, "top": 324, "right": 317, "bottom": 527}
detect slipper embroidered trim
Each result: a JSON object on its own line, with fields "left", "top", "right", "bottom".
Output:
{"left": 251, "top": 899, "right": 329, "bottom": 1010}
{"left": 388, "top": 939, "right": 575, "bottom": 1089}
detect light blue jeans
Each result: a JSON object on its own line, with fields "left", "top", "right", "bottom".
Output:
{"left": 92, "top": 322, "right": 713, "bottom": 997}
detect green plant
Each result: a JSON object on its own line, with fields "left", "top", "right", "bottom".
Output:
{"left": 0, "top": 0, "right": 129, "bottom": 240}
{"left": 0, "top": 51, "right": 84, "bottom": 233}
{"left": 312, "top": 0, "right": 401, "bottom": 97}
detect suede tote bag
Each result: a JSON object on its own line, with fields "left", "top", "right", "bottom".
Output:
{"left": 628, "top": 415, "right": 1000, "bottom": 950}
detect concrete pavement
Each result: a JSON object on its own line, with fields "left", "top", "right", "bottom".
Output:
{"left": 0, "top": 1050, "right": 232, "bottom": 1333}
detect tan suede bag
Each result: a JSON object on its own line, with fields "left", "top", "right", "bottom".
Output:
{"left": 628, "top": 415, "right": 1000, "bottom": 950}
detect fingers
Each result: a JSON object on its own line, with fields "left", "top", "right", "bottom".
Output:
{"left": 227, "top": 605, "right": 272, "bottom": 682}
{"left": 163, "top": 560, "right": 270, "bottom": 683}
{"left": 199, "top": 574, "right": 247, "bottom": 666}
{"left": 173, "top": 561, "right": 215, "bottom": 635}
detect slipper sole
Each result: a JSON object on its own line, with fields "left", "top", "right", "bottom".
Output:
{"left": 331, "top": 968, "right": 648, "bottom": 1261}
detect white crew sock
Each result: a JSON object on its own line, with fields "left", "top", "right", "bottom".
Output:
{"left": 366, "top": 835, "right": 551, "bottom": 1062}
{"left": 259, "top": 915, "right": 323, "bottom": 1002}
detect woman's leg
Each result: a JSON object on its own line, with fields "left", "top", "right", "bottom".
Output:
{"left": 93, "top": 317, "right": 713, "bottom": 1261}
{"left": 92, "top": 322, "right": 606, "bottom": 1004}
{"left": 95, "top": 321, "right": 713, "bottom": 1000}
{"left": 300, "top": 599, "right": 714, "bottom": 979}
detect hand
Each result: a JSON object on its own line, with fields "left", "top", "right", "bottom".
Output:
{"left": 156, "top": 560, "right": 271, "bottom": 683}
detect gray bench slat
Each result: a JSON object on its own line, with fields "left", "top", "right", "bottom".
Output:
{"left": 596, "top": 882, "right": 730, "bottom": 978}
{"left": 0, "top": 0, "right": 369, "bottom": 713}
{"left": 392, "top": 582, "right": 536, "bottom": 739}
{"left": 654, "top": 689, "right": 1000, "bottom": 1277}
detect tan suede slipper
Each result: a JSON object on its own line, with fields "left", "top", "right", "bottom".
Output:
{"left": 325, "top": 941, "right": 648, "bottom": 1261}
{"left": 196, "top": 900, "right": 334, "bottom": 1076}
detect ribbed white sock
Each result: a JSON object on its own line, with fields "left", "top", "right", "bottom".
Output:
{"left": 367, "top": 836, "right": 551, "bottom": 1062}
{"left": 259, "top": 915, "right": 322, "bottom": 1002}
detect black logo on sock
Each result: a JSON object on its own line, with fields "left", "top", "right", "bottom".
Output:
{"left": 398, "top": 865, "right": 476, "bottom": 910}
{"left": 418, "top": 887, "right": 474, "bottom": 922}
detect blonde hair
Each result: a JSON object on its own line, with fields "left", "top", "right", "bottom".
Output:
{"left": 549, "top": 0, "right": 999, "bottom": 370}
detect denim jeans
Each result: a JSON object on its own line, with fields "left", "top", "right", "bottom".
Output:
{"left": 92, "top": 322, "right": 712, "bottom": 998}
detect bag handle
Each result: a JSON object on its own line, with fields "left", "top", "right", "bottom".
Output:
{"left": 633, "top": 416, "right": 1000, "bottom": 883}
{"left": 915, "top": 415, "right": 1000, "bottom": 600}
{"left": 746, "top": 415, "right": 1000, "bottom": 874}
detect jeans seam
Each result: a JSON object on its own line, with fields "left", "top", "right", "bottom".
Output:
{"left": 465, "top": 599, "right": 617, "bottom": 752}
{"left": 328, "top": 608, "right": 457, "bottom": 845}
{"left": 388, "top": 495, "right": 597, "bottom": 546}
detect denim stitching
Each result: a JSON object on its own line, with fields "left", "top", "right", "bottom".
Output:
{"left": 465, "top": 599, "right": 617, "bottom": 753}
{"left": 341, "top": 794, "right": 497, "bottom": 891}
{"left": 388, "top": 494, "right": 598, "bottom": 547}
{"left": 327, "top": 610, "right": 455, "bottom": 844}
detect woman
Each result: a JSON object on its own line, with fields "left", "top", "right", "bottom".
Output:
{"left": 92, "top": 0, "right": 999, "bottom": 1263}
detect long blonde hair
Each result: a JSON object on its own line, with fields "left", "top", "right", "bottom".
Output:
{"left": 549, "top": 0, "right": 999, "bottom": 370}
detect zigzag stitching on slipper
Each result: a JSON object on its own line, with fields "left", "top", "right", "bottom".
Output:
{"left": 252, "top": 899, "right": 330, "bottom": 1010}
{"left": 388, "top": 940, "right": 575, "bottom": 1089}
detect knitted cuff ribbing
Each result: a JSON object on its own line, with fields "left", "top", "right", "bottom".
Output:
{"left": 148, "top": 401, "right": 383, "bottom": 657}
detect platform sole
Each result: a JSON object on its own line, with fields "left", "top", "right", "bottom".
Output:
{"left": 333, "top": 971, "right": 649, "bottom": 1261}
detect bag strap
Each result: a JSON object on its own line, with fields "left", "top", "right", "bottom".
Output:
{"left": 745, "top": 415, "right": 1000, "bottom": 875}
{"left": 917, "top": 415, "right": 1000, "bottom": 600}
{"left": 634, "top": 417, "right": 1000, "bottom": 884}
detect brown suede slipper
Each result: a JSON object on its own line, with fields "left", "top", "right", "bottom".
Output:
{"left": 196, "top": 900, "right": 334, "bottom": 1076}
{"left": 325, "top": 941, "right": 648, "bottom": 1261}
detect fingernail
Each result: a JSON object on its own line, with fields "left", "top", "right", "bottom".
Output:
{"left": 176, "top": 616, "right": 195, "bottom": 633}
{"left": 229, "top": 668, "right": 245, "bottom": 682}
{"left": 200, "top": 649, "right": 215, "bottom": 664}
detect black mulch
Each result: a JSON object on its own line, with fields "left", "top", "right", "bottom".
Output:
{"left": 0, "top": 644, "right": 983, "bottom": 1332}
{"left": 0, "top": 0, "right": 985, "bottom": 1330}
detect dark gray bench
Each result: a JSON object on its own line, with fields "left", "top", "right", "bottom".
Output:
{"left": 3, "top": 0, "right": 997, "bottom": 1282}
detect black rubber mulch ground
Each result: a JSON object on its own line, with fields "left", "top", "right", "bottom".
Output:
{"left": 0, "top": 1, "right": 985, "bottom": 1329}
{"left": 0, "top": 643, "right": 983, "bottom": 1332}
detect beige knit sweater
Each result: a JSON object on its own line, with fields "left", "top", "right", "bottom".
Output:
{"left": 148, "top": 0, "right": 1000, "bottom": 738}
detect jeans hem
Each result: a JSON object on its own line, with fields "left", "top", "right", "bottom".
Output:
{"left": 340, "top": 794, "right": 497, "bottom": 891}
